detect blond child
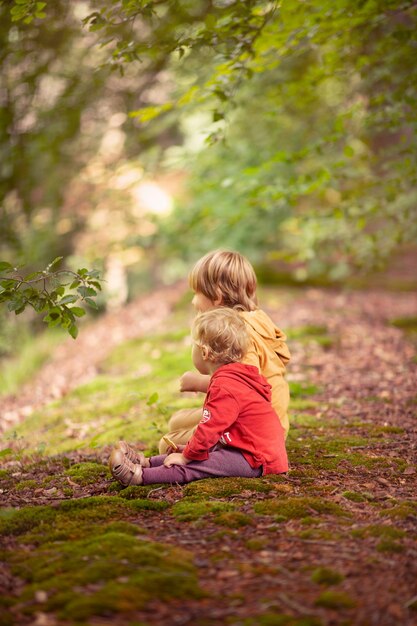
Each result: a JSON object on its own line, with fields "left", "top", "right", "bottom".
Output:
{"left": 159, "top": 250, "right": 290, "bottom": 453}
{"left": 109, "top": 308, "right": 288, "bottom": 486}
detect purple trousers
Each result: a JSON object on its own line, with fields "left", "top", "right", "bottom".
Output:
{"left": 142, "top": 446, "right": 262, "bottom": 485}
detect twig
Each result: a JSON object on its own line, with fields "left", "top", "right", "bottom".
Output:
{"left": 147, "top": 486, "right": 165, "bottom": 498}
{"left": 278, "top": 592, "right": 320, "bottom": 616}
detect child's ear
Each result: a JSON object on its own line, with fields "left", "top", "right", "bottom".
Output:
{"left": 213, "top": 288, "right": 223, "bottom": 306}
{"left": 201, "top": 346, "right": 210, "bottom": 360}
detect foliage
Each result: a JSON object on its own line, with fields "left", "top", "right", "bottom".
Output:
{"left": 4, "top": 0, "right": 417, "bottom": 283}
{"left": 79, "top": 0, "right": 417, "bottom": 278}
{"left": 0, "top": 258, "right": 103, "bottom": 338}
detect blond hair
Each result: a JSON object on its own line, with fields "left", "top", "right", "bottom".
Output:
{"left": 189, "top": 250, "right": 258, "bottom": 312}
{"left": 192, "top": 308, "right": 249, "bottom": 365}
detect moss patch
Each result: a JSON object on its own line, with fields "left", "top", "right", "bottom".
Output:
{"left": 315, "top": 590, "right": 356, "bottom": 609}
{"left": 0, "top": 496, "right": 159, "bottom": 539}
{"left": 172, "top": 500, "right": 234, "bottom": 521}
{"left": 376, "top": 538, "right": 405, "bottom": 553}
{"left": 245, "top": 537, "right": 269, "bottom": 551}
{"left": 214, "top": 511, "right": 254, "bottom": 528}
{"left": 342, "top": 491, "right": 368, "bottom": 503}
{"left": 389, "top": 316, "right": 417, "bottom": 331}
{"left": 65, "top": 461, "right": 110, "bottom": 485}
{"left": 380, "top": 501, "right": 417, "bottom": 519}
{"left": 311, "top": 567, "right": 345, "bottom": 586}
{"left": 183, "top": 477, "right": 276, "bottom": 499}
{"left": 254, "top": 496, "right": 347, "bottom": 522}
{"left": 8, "top": 530, "right": 202, "bottom": 620}
{"left": 351, "top": 524, "right": 406, "bottom": 540}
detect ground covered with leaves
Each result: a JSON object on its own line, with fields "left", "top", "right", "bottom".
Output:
{"left": 0, "top": 284, "right": 416, "bottom": 626}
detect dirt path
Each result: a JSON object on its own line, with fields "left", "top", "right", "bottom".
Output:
{"left": 1, "top": 285, "right": 416, "bottom": 626}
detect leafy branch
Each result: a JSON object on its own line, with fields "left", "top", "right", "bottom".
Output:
{"left": 0, "top": 258, "right": 103, "bottom": 339}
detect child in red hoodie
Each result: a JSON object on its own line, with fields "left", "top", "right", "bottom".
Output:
{"left": 109, "top": 308, "right": 288, "bottom": 486}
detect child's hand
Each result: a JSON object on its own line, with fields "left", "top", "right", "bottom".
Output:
{"left": 180, "top": 371, "right": 210, "bottom": 393}
{"left": 164, "top": 452, "right": 189, "bottom": 467}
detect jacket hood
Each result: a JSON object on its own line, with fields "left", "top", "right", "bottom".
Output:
{"left": 240, "top": 309, "right": 290, "bottom": 365}
{"left": 211, "top": 362, "right": 271, "bottom": 402}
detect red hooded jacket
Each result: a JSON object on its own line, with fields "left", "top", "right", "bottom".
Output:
{"left": 183, "top": 362, "right": 288, "bottom": 475}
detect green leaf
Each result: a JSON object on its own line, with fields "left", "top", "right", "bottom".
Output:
{"left": 70, "top": 307, "right": 86, "bottom": 317}
{"left": 0, "top": 262, "right": 13, "bottom": 272}
{"left": 68, "top": 324, "right": 79, "bottom": 339}
{"left": 48, "top": 256, "right": 64, "bottom": 269}
{"left": 8, "top": 299, "right": 24, "bottom": 312}
{"left": 84, "top": 297, "right": 98, "bottom": 309}
{"left": 78, "top": 286, "right": 96, "bottom": 298}
{"left": 0, "top": 448, "right": 13, "bottom": 458}
{"left": 58, "top": 295, "right": 78, "bottom": 305}
{"left": 147, "top": 392, "right": 159, "bottom": 406}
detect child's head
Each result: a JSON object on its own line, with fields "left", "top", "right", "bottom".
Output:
{"left": 189, "top": 249, "right": 258, "bottom": 312}
{"left": 192, "top": 308, "right": 249, "bottom": 371}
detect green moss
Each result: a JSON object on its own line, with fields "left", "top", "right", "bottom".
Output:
{"left": 0, "top": 469, "right": 9, "bottom": 479}
{"left": 286, "top": 324, "right": 334, "bottom": 351}
{"left": 287, "top": 433, "right": 391, "bottom": 472}
{"left": 0, "top": 504, "right": 56, "bottom": 536}
{"left": 376, "top": 538, "right": 405, "bottom": 553}
{"left": 0, "top": 496, "right": 159, "bottom": 539}
{"left": 315, "top": 590, "right": 356, "bottom": 609}
{"left": 299, "top": 528, "right": 340, "bottom": 540}
{"left": 183, "top": 477, "right": 275, "bottom": 499}
{"left": 288, "top": 381, "right": 320, "bottom": 398}
{"left": 254, "top": 497, "right": 347, "bottom": 521}
{"left": 311, "top": 567, "right": 345, "bottom": 586}
{"left": 245, "top": 537, "right": 269, "bottom": 551}
{"left": 14, "top": 479, "right": 38, "bottom": 491}
{"left": 172, "top": 500, "right": 234, "bottom": 521}
{"left": 118, "top": 485, "right": 161, "bottom": 499}
{"left": 390, "top": 316, "right": 417, "bottom": 331}
{"left": 380, "top": 501, "right": 417, "bottom": 519}
{"left": 342, "top": 491, "right": 368, "bottom": 503}
{"left": 351, "top": 524, "right": 406, "bottom": 540}
{"left": 8, "top": 530, "right": 202, "bottom": 620}
{"left": 100, "top": 521, "right": 146, "bottom": 535}
{"left": 289, "top": 399, "right": 320, "bottom": 412}
{"left": 286, "top": 325, "right": 328, "bottom": 339}
{"left": 214, "top": 511, "right": 254, "bottom": 528}
{"left": 128, "top": 499, "right": 170, "bottom": 512}
{"left": 372, "top": 425, "right": 405, "bottom": 434}
{"left": 65, "top": 461, "right": 111, "bottom": 485}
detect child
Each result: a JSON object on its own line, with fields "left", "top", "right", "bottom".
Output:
{"left": 109, "top": 308, "right": 288, "bottom": 486}
{"left": 159, "top": 249, "right": 290, "bottom": 453}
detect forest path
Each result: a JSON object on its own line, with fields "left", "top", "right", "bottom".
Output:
{"left": 1, "top": 284, "right": 416, "bottom": 626}
{"left": 0, "top": 281, "right": 185, "bottom": 434}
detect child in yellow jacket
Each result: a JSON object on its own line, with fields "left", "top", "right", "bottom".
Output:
{"left": 158, "top": 249, "right": 291, "bottom": 453}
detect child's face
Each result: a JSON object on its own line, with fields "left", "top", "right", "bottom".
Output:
{"left": 192, "top": 291, "right": 217, "bottom": 313}
{"left": 192, "top": 342, "right": 211, "bottom": 375}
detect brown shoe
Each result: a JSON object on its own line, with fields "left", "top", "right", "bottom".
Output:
{"left": 115, "top": 441, "right": 149, "bottom": 467}
{"left": 109, "top": 449, "right": 143, "bottom": 486}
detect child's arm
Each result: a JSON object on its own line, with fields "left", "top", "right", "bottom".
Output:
{"left": 183, "top": 386, "right": 240, "bottom": 461}
{"left": 180, "top": 371, "right": 210, "bottom": 393}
